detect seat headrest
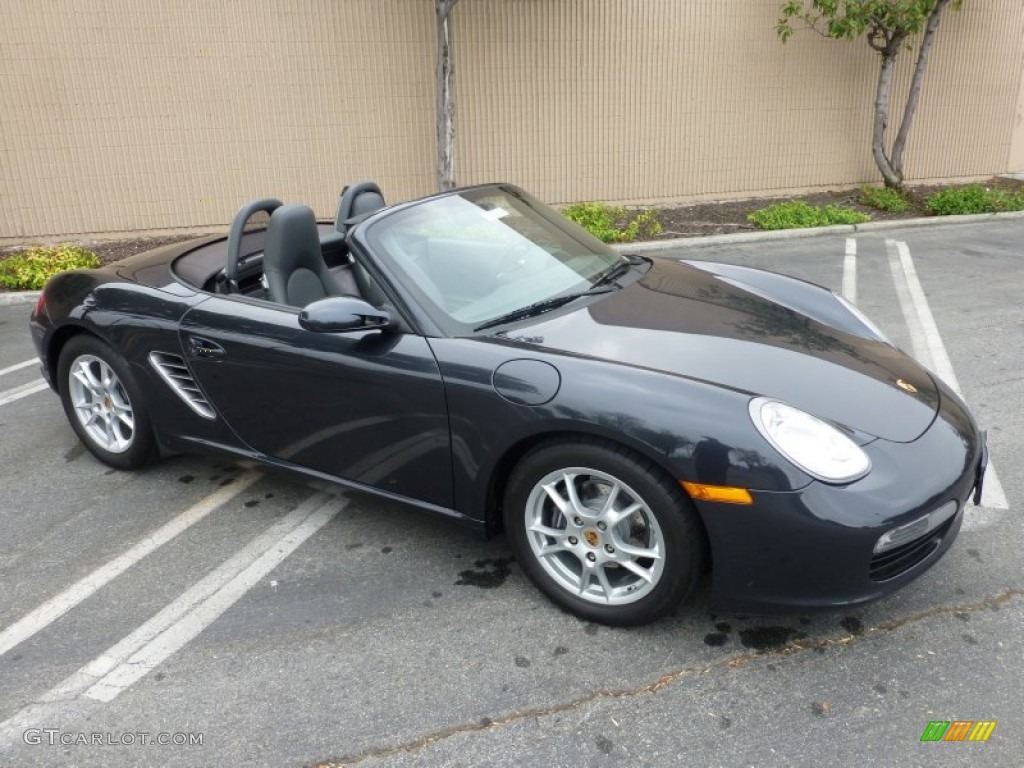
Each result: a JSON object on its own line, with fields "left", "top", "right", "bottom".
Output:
{"left": 351, "top": 191, "right": 385, "bottom": 218}
{"left": 335, "top": 181, "right": 386, "bottom": 233}
{"left": 266, "top": 204, "right": 320, "bottom": 264}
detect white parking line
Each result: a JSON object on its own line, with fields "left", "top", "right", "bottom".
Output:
{"left": 0, "top": 379, "right": 49, "bottom": 407}
{"left": 86, "top": 493, "right": 344, "bottom": 702}
{"left": 0, "top": 471, "right": 263, "bottom": 659}
{"left": 884, "top": 239, "right": 1009, "bottom": 522}
{"left": 0, "top": 358, "right": 38, "bottom": 377}
{"left": 884, "top": 242, "right": 931, "bottom": 367}
{"left": 0, "top": 493, "right": 343, "bottom": 744}
{"left": 842, "top": 237, "right": 857, "bottom": 303}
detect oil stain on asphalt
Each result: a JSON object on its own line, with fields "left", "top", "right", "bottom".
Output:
{"left": 455, "top": 557, "right": 515, "bottom": 588}
{"left": 703, "top": 620, "right": 808, "bottom": 650}
{"left": 704, "top": 616, "right": 872, "bottom": 650}
{"left": 839, "top": 616, "right": 864, "bottom": 634}
{"left": 738, "top": 627, "right": 807, "bottom": 649}
{"left": 704, "top": 621, "right": 733, "bottom": 646}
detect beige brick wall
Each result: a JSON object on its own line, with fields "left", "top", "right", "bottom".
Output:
{"left": 1009, "top": 35, "right": 1024, "bottom": 172}
{"left": 0, "top": 0, "right": 437, "bottom": 237}
{"left": 456, "top": 0, "right": 1024, "bottom": 203}
{"left": 1, "top": 0, "right": 1022, "bottom": 238}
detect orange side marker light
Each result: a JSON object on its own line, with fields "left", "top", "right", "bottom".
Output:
{"left": 680, "top": 482, "right": 753, "bottom": 505}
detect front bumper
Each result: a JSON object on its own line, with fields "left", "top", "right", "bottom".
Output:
{"left": 700, "top": 386, "right": 983, "bottom": 615}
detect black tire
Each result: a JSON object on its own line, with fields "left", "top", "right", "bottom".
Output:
{"left": 57, "top": 334, "right": 158, "bottom": 470}
{"left": 504, "top": 437, "right": 706, "bottom": 627}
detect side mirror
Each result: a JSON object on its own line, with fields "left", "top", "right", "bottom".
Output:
{"left": 298, "top": 296, "right": 392, "bottom": 333}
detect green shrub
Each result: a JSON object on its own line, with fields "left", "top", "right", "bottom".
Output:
{"left": 747, "top": 201, "right": 870, "bottom": 231}
{"left": 860, "top": 185, "right": 910, "bottom": 213}
{"left": 926, "top": 185, "right": 1024, "bottom": 216}
{"left": 821, "top": 205, "right": 872, "bottom": 225}
{"left": 993, "top": 189, "right": 1024, "bottom": 212}
{"left": 0, "top": 244, "right": 101, "bottom": 290}
{"left": 563, "top": 202, "right": 663, "bottom": 243}
{"left": 926, "top": 185, "right": 992, "bottom": 215}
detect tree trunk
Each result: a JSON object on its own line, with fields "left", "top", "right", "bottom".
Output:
{"left": 872, "top": 37, "right": 906, "bottom": 189}
{"left": 872, "top": 52, "right": 902, "bottom": 188}
{"left": 436, "top": 0, "right": 458, "bottom": 191}
{"left": 890, "top": 0, "right": 952, "bottom": 177}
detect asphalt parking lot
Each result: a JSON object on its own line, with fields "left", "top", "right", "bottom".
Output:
{"left": 0, "top": 219, "right": 1021, "bottom": 767}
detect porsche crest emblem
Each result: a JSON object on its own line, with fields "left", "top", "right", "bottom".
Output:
{"left": 582, "top": 529, "right": 600, "bottom": 548}
{"left": 895, "top": 378, "right": 918, "bottom": 394}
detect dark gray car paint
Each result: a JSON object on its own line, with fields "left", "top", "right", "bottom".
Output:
{"left": 29, "top": 184, "right": 983, "bottom": 613}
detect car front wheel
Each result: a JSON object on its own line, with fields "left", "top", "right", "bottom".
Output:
{"left": 504, "top": 439, "right": 705, "bottom": 626}
{"left": 58, "top": 335, "right": 157, "bottom": 469}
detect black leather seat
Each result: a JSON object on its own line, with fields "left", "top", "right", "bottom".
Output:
{"left": 334, "top": 181, "right": 386, "bottom": 234}
{"left": 334, "top": 182, "right": 388, "bottom": 306}
{"left": 262, "top": 204, "right": 344, "bottom": 307}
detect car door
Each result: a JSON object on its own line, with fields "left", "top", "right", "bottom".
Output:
{"left": 179, "top": 295, "right": 453, "bottom": 508}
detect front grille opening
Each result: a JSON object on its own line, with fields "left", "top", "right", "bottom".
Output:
{"left": 869, "top": 516, "right": 956, "bottom": 582}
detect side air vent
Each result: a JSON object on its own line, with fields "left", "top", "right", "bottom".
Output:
{"left": 148, "top": 352, "right": 217, "bottom": 420}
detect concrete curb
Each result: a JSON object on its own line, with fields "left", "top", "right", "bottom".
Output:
{"left": 0, "top": 291, "right": 40, "bottom": 307}
{"left": 613, "top": 210, "right": 1024, "bottom": 253}
{"left": 618, "top": 225, "right": 856, "bottom": 252}
{"left": 855, "top": 209, "right": 1024, "bottom": 232}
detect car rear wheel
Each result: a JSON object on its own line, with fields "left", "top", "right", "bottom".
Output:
{"left": 504, "top": 439, "right": 705, "bottom": 626}
{"left": 58, "top": 335, "right": 157, "bottom": 469}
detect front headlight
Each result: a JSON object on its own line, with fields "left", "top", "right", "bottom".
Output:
{"left": 749, "top": 398, "right": 871, "bottom": 484}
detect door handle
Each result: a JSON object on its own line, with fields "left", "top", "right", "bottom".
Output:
{"left": 188, "top": 336, "right": 227, "bottom": 360}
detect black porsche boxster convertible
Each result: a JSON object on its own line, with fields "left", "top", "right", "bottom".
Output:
{"left": 30, "top": 182, "right": 987, "bottom": 626}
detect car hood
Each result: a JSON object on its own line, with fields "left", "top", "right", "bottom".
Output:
{"left": 498, "top": 258, "right": 939, "bottom": 443}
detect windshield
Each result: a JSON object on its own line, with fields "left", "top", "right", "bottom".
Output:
{"left": 363, "top": 185, "right": 624, "bottom": 334}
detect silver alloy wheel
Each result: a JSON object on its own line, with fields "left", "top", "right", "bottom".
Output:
{"left": 524, "top": 466, "right": 666, "bottom": 605}
{"left": 67, "top": 354, "right": 135, "bottom": 454}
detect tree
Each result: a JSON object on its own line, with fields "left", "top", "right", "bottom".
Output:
{"left": 436, "top": 0, "right": 460, "bottom": 191}
{"left": 778, "top": 1, "right": 964, "bottom": 189}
